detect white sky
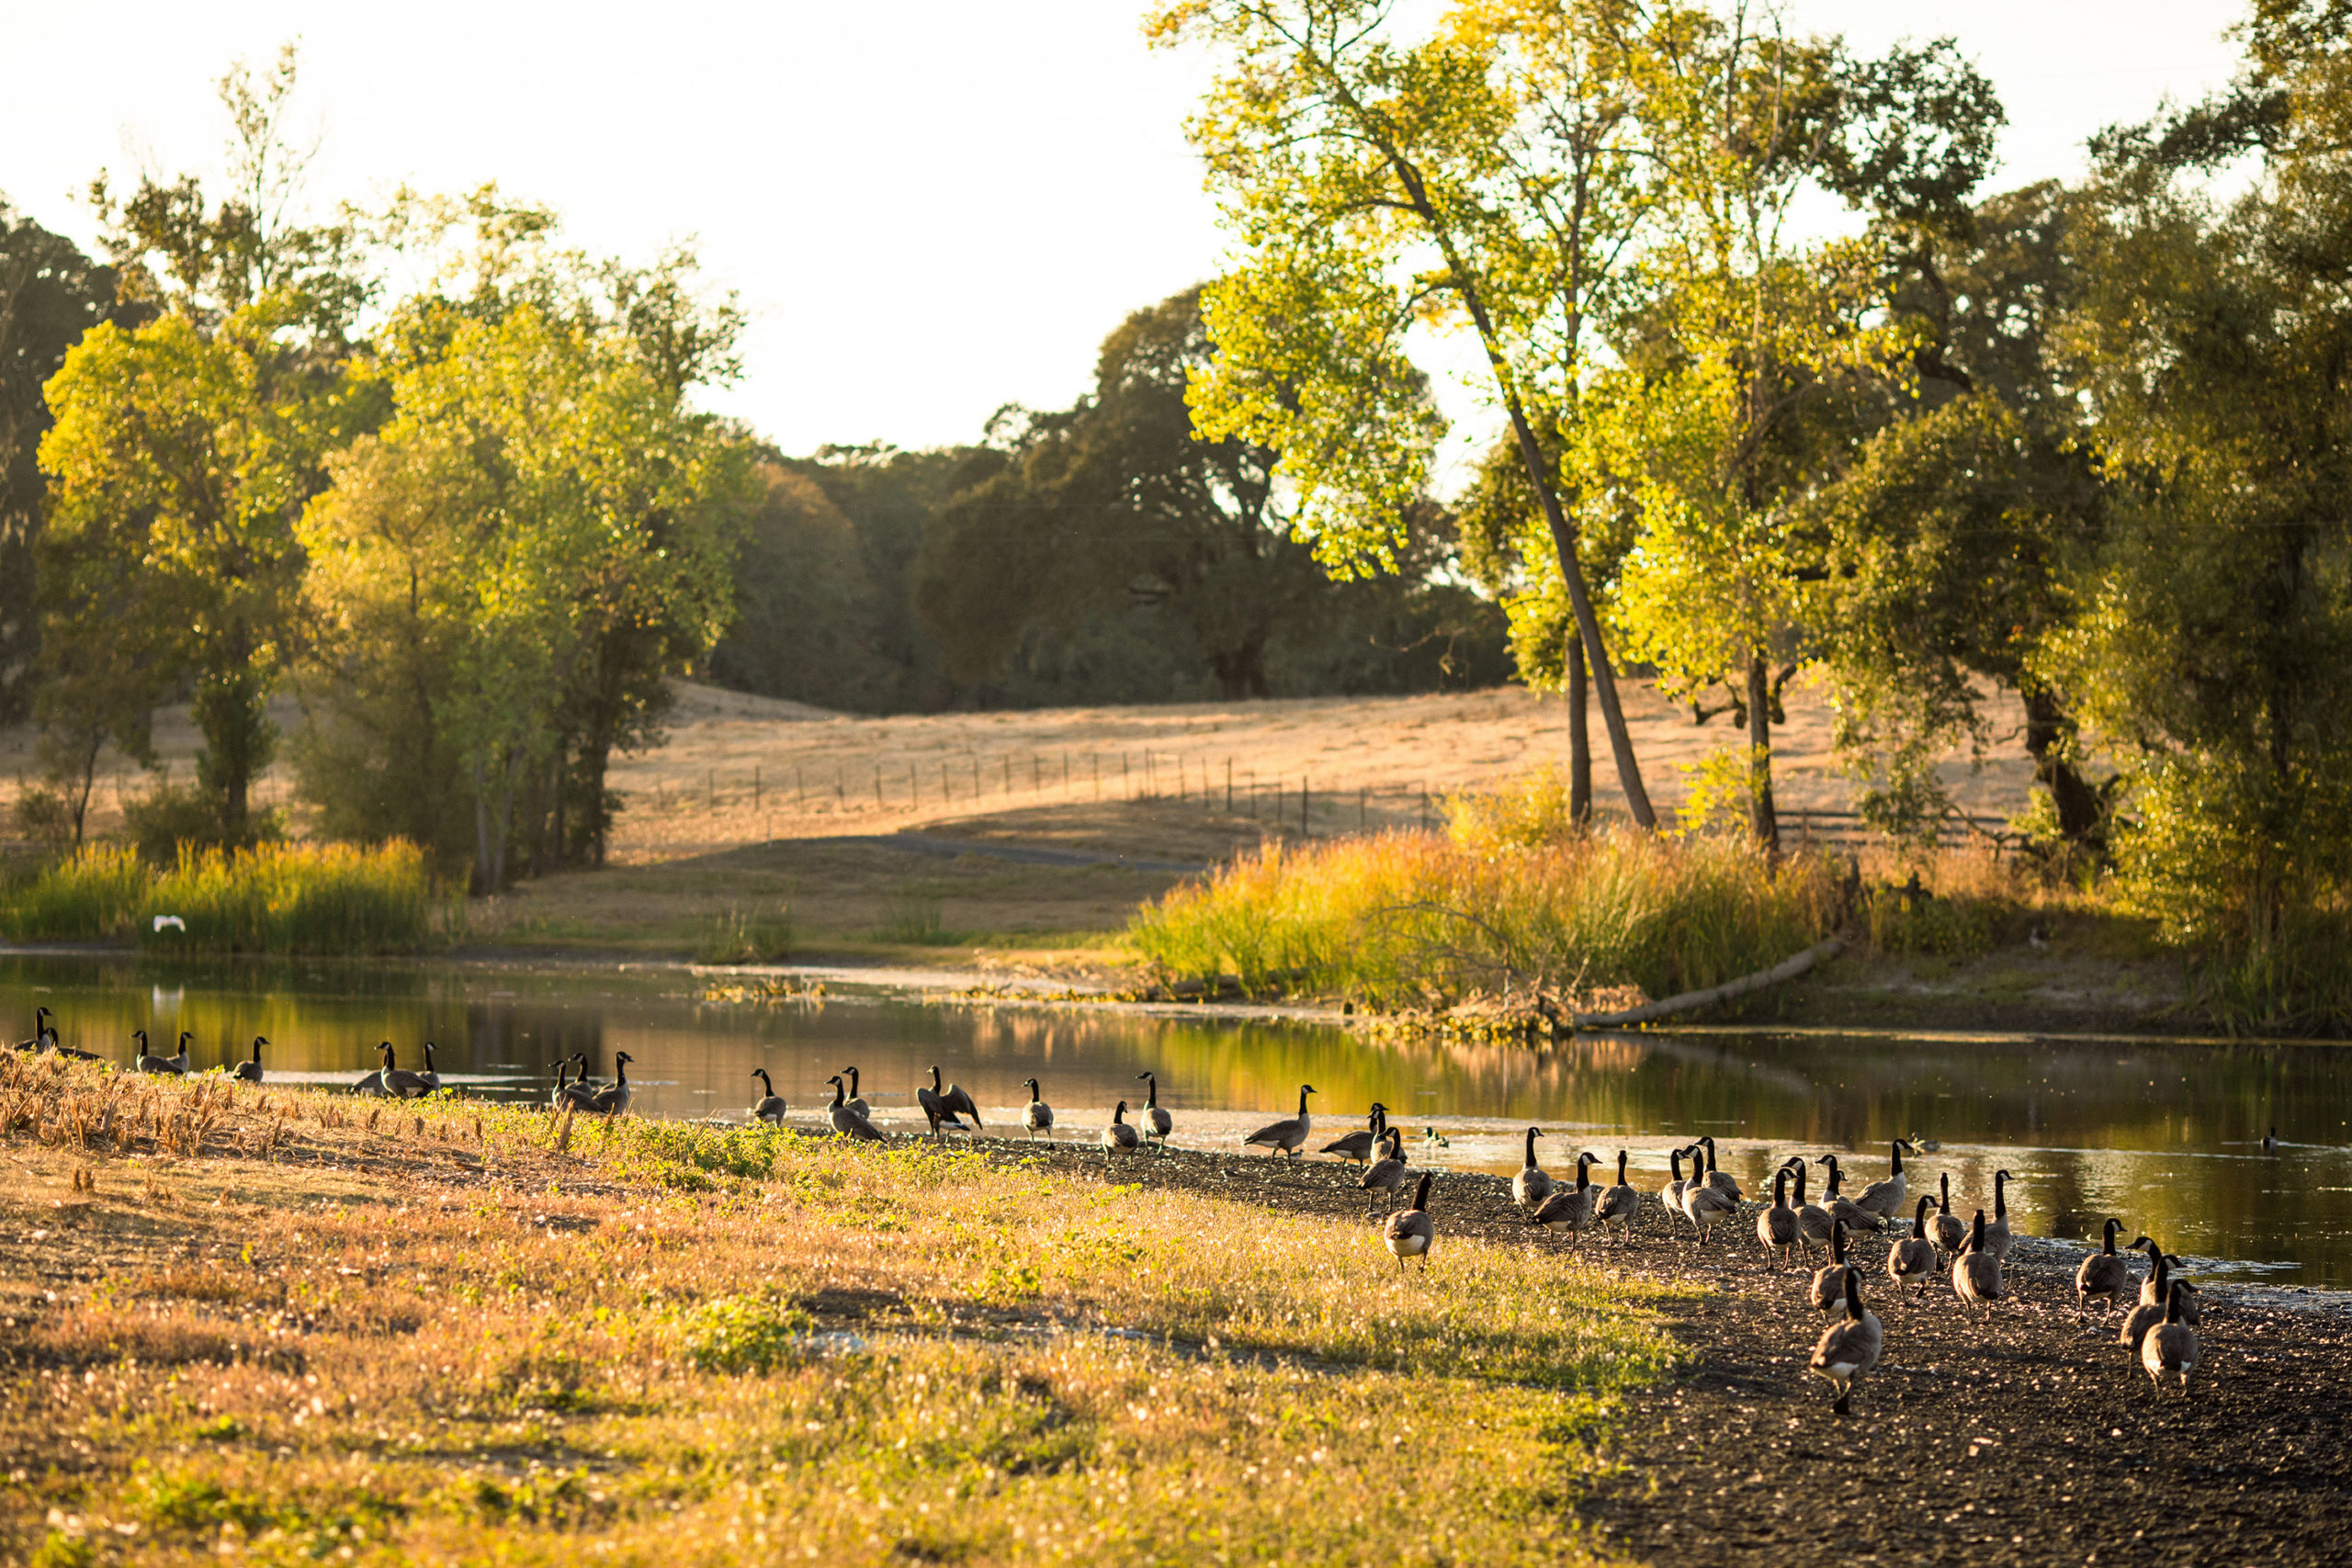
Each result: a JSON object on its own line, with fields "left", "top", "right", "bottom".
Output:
{"left": 6, "top": 2, "right": 2245, "bottom": 464}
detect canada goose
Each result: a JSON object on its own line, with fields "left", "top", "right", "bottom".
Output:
{"left": 354, "top": 1066, "right": 388, "bottom": 1096}
{"left": 1512, "top": 1127, "right": 1554, "bottom": 1210}
{"left": 374, "top": 1042, "right": 430, "bottom": 1099}
{"left": 1680, "top": 1159, "right": 1738, "bottom": 1245}
{"left": 935, "top": 1068, "right": 982, "bottom": 1128}
{"left": 555, "top": 1056, "right": 600, "bottom": 1111}
{"left": 1908, "top": 1133, "right": 1942, "bottom": 1153}
{"left": 550, "top": 1060, "right": 573, "bottom": 1106}
{"left": 1698, "top": 1136, "right": 1742, "bottom": 1202}
{"left": 1529, "top": 1153, "right": 1601, "bottom": 1247}
{"left": 1885, "top": 1195, "right": 1939, "bottom": 1304}
{"left": 2123, "top": 1235, "right": 2202, "bottom": 1324}
{"left": 14, "top": 1007, "right": 54, "bottom": 1053}
{"left": 1102, "top": 1100, "right": 1141, "bottom": 1158}
{"left": 1807, "top": 1220, "right": 1851, "bottom": 1312}
{"left": 839, "top": 1066, "right": 871, "bottom": 1119}
{"left": 133, "top": 1030, "right": 187, "bottom": 1075}
{"left": 566, "top": 1052, "right": 602, "bottom": 1091}
{"left": 1756, "top": 1167, "right": 1799, "bottom": 1267}
{"left": 1807, "top": 1267, "right": 1884, "bottom": 1416}
{"left": 2142, "top": 1280, "right": 2201, "bottom": 1396}
{"left": 1359, "top": 1130, "right": 1408, "bottom": 1216}
{"left": 1952, "top": 1210, "right": 2004, "bottom": 1311}
{"left": 1930, "top": 1173, "right": 1969, "bottom": 1258}
{"left": 231, "top": 1036, "right": 265, "bottom": 1084}
{"left": 1660, "top": 1145, "right": 1694, "bottom": 1219}
{"left": 1853, "top": 1139, "right": 1915, "bottom": 1219}
{"left": 587, "top": 1052, "right": 634, "bottom": 1116}
{"left": 1785, "top": 1158, "right": 1834, "bottom": 1256}
{"left": 1984, "top": 1169, "right": 2016, "bottom": 1261}
{"left": 2075, "top": 1218, "right": 2132, "bottom": 1314}
{"left": 750, "top": 1069, "right": 787, "bottom": 1125}
{"left": 415, "top": 1042, "right": 442, "bottom": 1096}
{"left": 1325, "top": 1105, "right": 1390, "bottom": 1168}
{"left": 2263, "top": 1125, "right": 2279, "bottom": 1153}
{"left": 1813, "top": 1156, "right": 1888, "bottom": 1233}
{"left": 1594, "top": 1151, "right": 1641, "bottom": 1245}
{"left": 1419, "top": 1126, "right": 1450, "bottom": 1149}
{"left": 1244, "top": 1084, "right": 1316, "bottom": 1157}
{"left": 826, "top": 1075, "right": 887, "bottom": 1142}
{"left": 1021, "top": 1078, "right": 1054, "bottom": 1141}
{"left": 1384, "top": 1172, "right": 1435, "bottom": 1271}
{"left": 1135, "top": 1072, "right": 1173, "bottom": 1153}
{"left": 917, "top": 1066, "right": 973, "bottom": 1141}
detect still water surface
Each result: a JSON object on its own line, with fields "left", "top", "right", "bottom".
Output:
{"left": 7, "top": 952, "right": 2348, "bottom": 1285}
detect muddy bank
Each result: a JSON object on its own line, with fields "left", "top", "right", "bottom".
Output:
{"left": 1001, "top": 1136, "right": 2352, "bottom": 1567}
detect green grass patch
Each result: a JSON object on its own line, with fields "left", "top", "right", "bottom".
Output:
{"left": 0, "top": 840, "right": 436, "bottom": 954}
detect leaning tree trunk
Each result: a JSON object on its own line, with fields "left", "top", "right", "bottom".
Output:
{"left": 1567, "top": 637, "right": 1592, "bottom": 827}
{"left": 1746, "top": 654, "right": 1780, "bottom": 853}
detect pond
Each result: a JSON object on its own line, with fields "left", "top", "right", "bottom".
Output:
{"left": 6, "top": 951, "right": 2348, "bottom": 1286}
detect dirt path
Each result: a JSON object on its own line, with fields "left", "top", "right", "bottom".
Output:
{"left": 1006, "top": 1136, "right": 2351, "bottom": 1568}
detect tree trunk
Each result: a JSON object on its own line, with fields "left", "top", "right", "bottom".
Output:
{"left": 1746, "top": 654, "right": 1780, "bottom": 853}
{"left": 2018, "top": 684, "right": 2104, "bottom": 848}
{"left": 1208, "top": 636, "right": 1270, "bottom": 701}
{"left": 1567, "top": 636, "right": 1592, "bottom": 826}
{"left": 192, "top": 663, "right": 276, "bottom": 847}
{"left": 1499, "top": 407, "right": 1657, "bottom": 829}
{"left": 471, "top": 758, "right": 497, "bottom": 896}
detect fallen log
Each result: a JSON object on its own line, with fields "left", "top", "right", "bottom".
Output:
{"left": 1572, "top": 935, "right": 1845, "bottom": 1028}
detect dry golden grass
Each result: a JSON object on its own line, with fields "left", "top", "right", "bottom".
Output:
{"left": 0, "top": 1054, "right": 1690, "bottom": 1566}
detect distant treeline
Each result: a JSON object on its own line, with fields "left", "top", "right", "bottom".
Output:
{"left": 708, "top": 288, "right": 1511, "bottom": 715}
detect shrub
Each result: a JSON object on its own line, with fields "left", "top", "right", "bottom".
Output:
{"left": 0, "top": 843, "right": 149, "bottom": 942}
{"left": 677, "top": 1293, "right": 814, "bottom": 1375}
{"left": 121, "top": 780, "right": 280, "bottom": 863}
{"left": 694, "top": 903, "right": 794, "bottom": 964}
{"left": 876, "top": 886, "right": 951, "bottom": 944}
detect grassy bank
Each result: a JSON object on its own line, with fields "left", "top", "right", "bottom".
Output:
{"left": 0, "top": 1056, "right": 1688, "bottom": 1566}
{"left": 0, "top": 841, "right": 435, "bottom": 954}
{"left": 1131, "top": 825, "right": 1841, "bottom": 1008}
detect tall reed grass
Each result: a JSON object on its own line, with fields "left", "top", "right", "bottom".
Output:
{"left": 0, "top": 840, "right": 434, "bottom": 954}
{"left": 1131, "top": 825, "right": 1841, "bottom": 1009}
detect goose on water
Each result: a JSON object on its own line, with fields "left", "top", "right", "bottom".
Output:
{"left": 826, "top": 1076, "right": 887, "bottom": 1142}
{"left": 750, "top": 1069, "right": 787, "bottom": 1125}
{"left": 231, "top": 1036, "right": 266, "bottom": 1084}
{"left": 1101, "top": 1100, "right": 1141, "bottom": 1159}
{"left": 1808, "top": 1266, "right": 1883, "bottom": 1416}
{"left": 1594, "top": 1151, "right": 1641, "bottom": 1246}
{"left": 2263, "top": 1125, "right": 2280, "bottom": 1153}
{"left": 1511, "top": 1126, "right": 1553, "bottom": 1211}
{"left": 1383, "top": 1173, "right": 1435, "bottom": 1271}
{"left": 1884, "top": 1195, "right": 1939, "bottom": 1306}
{"left": 1324, "top": 1105, "right": 1390, "bottom": 1168}
{"left": 1135, "top": 1072, "right": 1173, "bottom": 1153}
{"left": 2075, "top": 1218, "right": 2132, "bottom": 1314}
{"left": 1021, "top": 1077, "right": 1054, "bottom": 1141}
{"left": 1244, "top": 1084, "right": 1316, "bottom": 1158}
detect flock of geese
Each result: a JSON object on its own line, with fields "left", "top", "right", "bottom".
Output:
{"left": 1, "top": 1011, "right": 2223, "bottom": 1412}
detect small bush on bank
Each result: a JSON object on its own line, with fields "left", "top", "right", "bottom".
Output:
{"left": 693, "top": 902, "right": 795, "bottom": 964}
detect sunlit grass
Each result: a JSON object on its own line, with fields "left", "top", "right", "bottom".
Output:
{"left": 0, "top": 840, "right": 434, "bottom": 954}
{"left": 0, "top": 1056, "right": 1686, "bottom": 1566}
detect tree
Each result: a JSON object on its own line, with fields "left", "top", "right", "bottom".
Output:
{"left": 1149, "top": 0, "right": 1666, "bottom": 825}
{"left": 1576, "top": 9, "right": 1999, "bottom": 849}
{"left": 2046, "top": 6, "right": 2352, "bottom": 1018}
{"left": 705, "top": 462, "right": 897, "bottom": 713}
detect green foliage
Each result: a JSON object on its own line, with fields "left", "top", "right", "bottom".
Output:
{"left": 1865, "top": 887, "right": 2002, "bottom": 959}
{"left": 677, "top": 1293, "right": 816, "bottom": 1375}
{"left": 1130, "top": 818, "right": 1840, "bottom": 1007}
{"left": 123, "top": 780, "right": 278, "bottom": 865}
{"left": 704, "top": 464, "right": 899, "bottom": 711}
{"left": 0, "top": 840, "right": 432, "bottom": 953}
{"left": 694, "top": 903, "right": 795, "bottom": 965}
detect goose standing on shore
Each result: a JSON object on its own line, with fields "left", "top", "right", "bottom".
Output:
{"left": 1953, "top": 1210, "right": 2004, "bottom": 1311}
{"left": 1325, "top": 1105, "right": 1389, "bottom": 1168}
{"left": 1595, "top": 1151, "right": 1641, "bottom": 1246}
{"left": 231, "top": 1036, "right": 266, "bottom": 1084}
{"left": 554, "top": 1060, "right": 598, "bottom": 1111}
{"left": 1101, "top": 1100, "right": 1141, "bottom": 1159}
{"left": 840, "top": 1067, "right": 871, "bottom": 1120}
{"left": 1681, "top": 1157, "right": 1738, "bottom": 1246}
{"left": 2075, "top": 1218, "right": 2132, "bottom": 1314}
{"left": 1384, "top": 1173, "right": 1436, "bottom": 1272}
{"left": 1930, "top": 1174, "right": 1969, "bottom": 1258}
{"left": 1660, "top": 1146, "right": 1695, "bottom": 1224}
{"left": 588, "top": 1052, "right": 634, "bottom": 1116}
{"left": 1854, "top": 1139, "right": 1915, "bottom": 1220}
{"left": 1757, "top": 1167, "right": 1800, "bottom": 1268}
{"left": 917, "top": 1066, "right": 973, "bottom": 1141}
{"left": 1815, "top": 1156, "right": 1888, "bottom": 1233}
{"left": 415, "top": 1042, "right": 442, "bottom": 1096}
{"left": 1808, "top": 1267, "right": 1884, "bottom": 1416}
{"left": 1787, "top": 1158, "right": 1834, "bottom": 1257}
{"left": 133, "top": 1031, "right": 186, "bottom": 1075}
{"left": 1886, "top": 1196, "right": 1939, "bottom": 1305}
{"left": 1244, "top": 1084, "right": 1316, "bottom": 1158}
{"left": 1806, "top": 1220, "right": 1853, "bottom": 1311}
{"left": 14, "top": 1007, "right": 55, "bottom": 1052}
{"left": 1512, "top": 1127, "right": 1554, "bottom": 1211}
{"left": 1360, "top": 1131, "right": 1408, "bottom": 1216}
{"left": 1984, "top": 1169, "right": 2016, "bottom": 1261}
{"left": 2143, "top": 1280, "right": 2201, "bottom": 1395}
{"left": 1020, "top": 1078, "right": 1054, "bottom": 1141}
{"left": 1136, "top": 1072, "right": 1173, "bottom": 1153}
{"left": 826, "top": 1076, "right": 886, "bottom": 1142}
{"left": 375, "top": 1043, "right": 430, "bottom": 1100}
{"left": 750, "top": 1069, "right": 788, "bottom": 1125}
{"left": 1529, "top": 1153, "right": 1600, "bottom": 1248}
{"left": 1699, "top": 1136, "right": 1742, "bottom": 1203}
